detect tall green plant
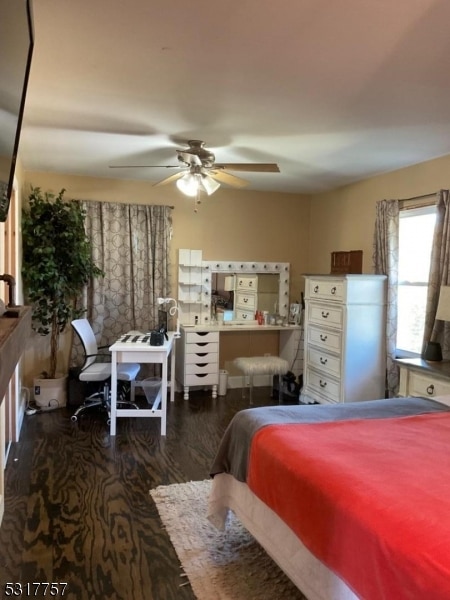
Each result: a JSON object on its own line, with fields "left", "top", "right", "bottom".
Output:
{"left": 22, "top": 187, "right": 103, "bottom": 379}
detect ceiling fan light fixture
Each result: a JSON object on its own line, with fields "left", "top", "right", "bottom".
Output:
{"left": 201, "top": 174, "right": 220, "bottom": 195}
{"left": 176, "top": 172, "right": 199, "bottom": 197}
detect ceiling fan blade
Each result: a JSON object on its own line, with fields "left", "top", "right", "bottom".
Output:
{"left": 153, "top": 171, "right": 186, "bottom": 187}
{"left": 176, "top": 151, "right": 203, "bottom": 166}
{"left": 214, "top": 163, "right": 280, "bottom": 173}
{"left": 209, "top": 170, "right": 248, "bottom": 188}
{"left": 109, "top": 164, "right": 180, "bottom": 169}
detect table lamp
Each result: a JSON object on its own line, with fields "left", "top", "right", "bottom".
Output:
{"left": 424, "top": 286, "right": 450, "bottom": 361}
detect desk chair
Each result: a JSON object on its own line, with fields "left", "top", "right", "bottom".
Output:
{"left": 70, "top": 318, "right": 141, "bottom": 423}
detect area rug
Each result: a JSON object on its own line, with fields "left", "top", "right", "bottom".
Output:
{"left": 150, "top": 479, "right": 306, "bottom": 599}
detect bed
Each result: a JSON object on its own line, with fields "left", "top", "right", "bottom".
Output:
{"left": 208, "top": 396, "right": 450, "bottom": 600}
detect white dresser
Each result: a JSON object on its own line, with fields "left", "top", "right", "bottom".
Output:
{"left": 175, "top": 328, "right": 219, "bottom": 399}
{"left": 396, "top": 358, "right": 450, "bottom": 398}
{"left": 300, "top": 274, "right": 387, "bottom": 404}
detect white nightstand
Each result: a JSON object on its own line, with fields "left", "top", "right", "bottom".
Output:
{"left": 395, "top": 357, "right": 450, "bottom": 398}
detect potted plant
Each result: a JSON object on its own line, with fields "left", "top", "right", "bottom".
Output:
{"left": 22, "top": 186, "right": 103, "bottom": 408}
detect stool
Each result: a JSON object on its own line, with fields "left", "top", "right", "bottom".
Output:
{"left": 234, "top": 356, "right": 289, "bottom": 404}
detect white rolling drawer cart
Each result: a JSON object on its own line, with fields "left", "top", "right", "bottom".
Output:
{"left": 175, "top": 329, "right": 219, "bottom": 399}
{"left": 300, "top": 274, "right": 387, "bottom": 404}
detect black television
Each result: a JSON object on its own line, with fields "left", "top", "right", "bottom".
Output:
{"left": 0, "top": 0, "right": 34, "bottom": 222}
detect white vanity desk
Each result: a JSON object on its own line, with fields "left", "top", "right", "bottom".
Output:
{"left": 175, "top": 322, "right": 302, "bottom": 399}
{"left": 176, "top": 249, "right": 301, "bottom": 398}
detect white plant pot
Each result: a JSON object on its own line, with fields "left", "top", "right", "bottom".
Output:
{"left": 34, "top": 373, "right": 68, "bottom": 410}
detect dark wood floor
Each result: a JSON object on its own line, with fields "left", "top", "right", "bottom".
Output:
{"left": 0, "top": 387, "right": 279, "bottom": 600}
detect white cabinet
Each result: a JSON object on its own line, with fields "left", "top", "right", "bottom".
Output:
{"left": 300, "top": 275, "right": 387, "bottom": 404}
{"left": 176, "top": 328, "right": 219, "bottom": 399}
{"left": 396, "top": 358, "right": 450, "bottom": 398}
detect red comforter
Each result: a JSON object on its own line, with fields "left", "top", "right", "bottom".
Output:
{"left": 247, "top": 411, "right": 450, "bottom": 600}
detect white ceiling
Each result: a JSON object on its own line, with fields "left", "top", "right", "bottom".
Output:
{"left": 19, "top": 0, "right": 450, "bottom": 194}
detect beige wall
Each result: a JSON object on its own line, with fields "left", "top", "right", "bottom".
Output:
{"left": 308, "top": 154, "right": 450, "bottom": 274}
{"left": 18, "top": 153, "right": 450, "bottom": 385}
{"left": 21, "top": 170, "right": 311, "bottom": 385}
{"left": 24, "top": 171, "right": 311, "bottom": 302}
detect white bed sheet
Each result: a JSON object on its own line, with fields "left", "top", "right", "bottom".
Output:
{"left": 208, "top": 472, "right": 359, "bottom": 600}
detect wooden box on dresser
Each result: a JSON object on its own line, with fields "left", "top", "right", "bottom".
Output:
{"left": 300, "top": 274, "right": 387, "bottom": 404}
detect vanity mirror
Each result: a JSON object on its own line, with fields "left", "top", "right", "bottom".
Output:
{"left": 177, "top": 249, "right": 290, "bottom": 326}
{"left": 212, "top": 272, "right": 280, "bottom": 316}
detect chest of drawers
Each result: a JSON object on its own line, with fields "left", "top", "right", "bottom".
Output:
{"left": 396, "top": 358, "right": 450, "bottom": 399}
{"left": 175, "top": 329, "right": 219, "bottom": 399}
{"left": 300, "top": 275, "right": 387, "bottom": 404}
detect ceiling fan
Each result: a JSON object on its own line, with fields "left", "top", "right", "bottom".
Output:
{"left": 110, "top": 140, "right": 280, "bottom": 197}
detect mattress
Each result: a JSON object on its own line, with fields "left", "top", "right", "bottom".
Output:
{"left": 209, "top": 395, "right": 450, "bottom": 600}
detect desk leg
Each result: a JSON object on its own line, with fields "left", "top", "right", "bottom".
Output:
{"left": 161, "top": 356, "right": 167, "bottom": 436}
{"left": 110, "top": 351, "right": 118, "bottom": 436}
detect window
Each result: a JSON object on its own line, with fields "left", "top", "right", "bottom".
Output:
{"left": 396, "top": 205, "right": 436, "bottom": 355}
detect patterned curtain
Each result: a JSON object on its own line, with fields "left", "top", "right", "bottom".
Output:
{"left": 373, "top": 199, "right": 399, "bottom": 397}
{"left": 423, "top": 190, "right": 450, "bottom": 358}
{"left": 71, "top": 201, "right": 173, "bottom": 366}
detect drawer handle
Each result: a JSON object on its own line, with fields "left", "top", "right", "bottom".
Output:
{"left": 331, "top": 287, "right": 337, "bottom": 295}
{"left": 320, "top": 357, "right": 328, "bottom": 365}
{"left": 195, "top": 342, "right": 208, "bottom": 347}
{"left": 195, "top": 363, "right": 207, "bottom": 367}
{"left": 319, "top": 380, "right": 327, "bottom": 388}
{"left": 320, "top": 334, "right": 328, "bottom": 342}
{"left": 196, "top": 333, "right": 208, "bottom": 337}
{"left": 313, "top": 285, "right": 319, "bottom": 294}
{"left": 427, "top": 384, "right": 435, "bottom": 395}
{"left": 242, "top": 314, "right": 249, "bottom": 319}
{"left": 243, "top": 298, "right": 248, "bottom": 303}
{"left": 321, "top": 311, "right": 330, "bottom": 318}
{"left": 195, "top": 353, "right": 207, "bottom": 357}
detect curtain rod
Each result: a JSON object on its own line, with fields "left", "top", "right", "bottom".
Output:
{"left": 399, "top": 192, "right": 437, "bottom": 202}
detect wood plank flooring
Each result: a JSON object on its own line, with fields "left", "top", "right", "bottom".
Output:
{"left": 0, "top": 388, "right": 279, "bottom": 600}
